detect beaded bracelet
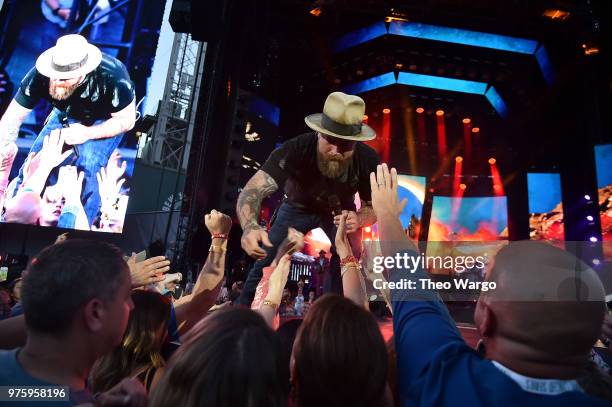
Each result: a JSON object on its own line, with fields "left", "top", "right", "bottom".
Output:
{"left": 340, "top": 255, "right": 358, "bottom": 266}
{"left": 341, "top": 262, "right": 360, "bottom": 277}
{"left": 211, "top": 233, "right": 228, "bottom": 239}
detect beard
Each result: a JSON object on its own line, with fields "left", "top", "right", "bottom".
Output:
{"left": 49, "top": 81, "right": 80, "bottom": 101}
{"left": 317, "top": 150, "right": 352, "bottom": 179}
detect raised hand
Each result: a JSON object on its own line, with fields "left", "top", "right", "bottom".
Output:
{"left": 335, "top": 211, "right": 353, "bottom": 260}
{"left": 40, "top": 131, "right": 73, "bottom": 169}
{"left": 127, "top": 255, "right": 170, "bottom": 288}
{"left": 204, "top": 209, "right": 232, "bottom": 235}
{"left": 334, "top": 210, "right": 359, "bottom": 233}
{"left": 58, "top": 165, "right": 85, "bottom": 204}
{"left": 370, "top": 163, "right": 407, "bottom": 220}
{"left": 97, "top": 166, "right": 126, "bottom": 209}
{"left": 105, "top": 151, "right": 127, "bottom": 184}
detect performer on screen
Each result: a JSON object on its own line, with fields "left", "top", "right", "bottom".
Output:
{"left": 236, "top": 91, "right": 380, "bottom": 305}
{"left": 0, "top": 34, "right": 136, "bottom": 224}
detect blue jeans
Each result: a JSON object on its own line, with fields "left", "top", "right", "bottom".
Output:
{"left": 11, "top": 109, "right": 123, "bottom": 225}
{"left": 237, "top": 202, "right": 344, "bottom": 306}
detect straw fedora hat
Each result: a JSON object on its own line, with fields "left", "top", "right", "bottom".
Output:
{"left": 36, "top": 34, "right": 102, "bottom": 80}
{"left": 305, "top": 92, "right": 376, "bottom": 141}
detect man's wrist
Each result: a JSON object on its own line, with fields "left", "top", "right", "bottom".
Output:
{"left": 243, "top": 222, "right": 262, "bottom": 233}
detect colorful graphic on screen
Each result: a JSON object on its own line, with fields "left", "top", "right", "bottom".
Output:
{"left": 594, "top": 144, "right": 612, "bottom": 260}
{"left": 428, "top": 196, "right": 508, "bottom": 241}
{"left": 527, "top": 173, "right": 564, "bottom": 242}
{"left": 0, "top": 3, "right": 163, "bottom": 233}
{"left": 426, "top": 196, "right": 508, "bottom": 275}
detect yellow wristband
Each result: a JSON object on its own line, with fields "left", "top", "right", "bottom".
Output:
{"left": 209, "top": 245, "right": 227, "bottom": 254}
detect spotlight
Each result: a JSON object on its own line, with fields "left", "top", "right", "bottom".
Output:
{"left": 586, "top": 215, "right": 594, "bottom": 221}
{"left": 455, "top": 156, "right": 463, "bottom": 163}
{"left": 459, "top": 183, "right": 466, "bottom": 190}
{"left": 488, "top": 158, "right": 496, "bottom": 165}
{"left": 364, "top": 226, "right": 372, "bottom": 233}
{"left": 435, "top": 110, "right": 444, "bottom": 116}
{"left": 416, "top": 107, "right": 424, "bottom": 114}
{"left": 383, "top": 108, "right": 391, "bottom": 114}
{"left": 593, "top": 259, "right": 601, "bottom": 266}
{"left": 584, "top": 194, "right": 591, "bottom": 200}
{"left": 493, "top": 184, "right": 501, "bottom": 190}
{"left": 589, "top": 236, "right": 598, "bottom": 243}
{"left": 462, "top": 118, "right": 471, "bottom": 124}
{"left": 309, "top": 7, "right": 322, "bottom": 17}
{"left": 542, "top": 9, "right": 570, "bottom": 21}
{"left": 472, "top": 127, "right": 480, "bottom": 133}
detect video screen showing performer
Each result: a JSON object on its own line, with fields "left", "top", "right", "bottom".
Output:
{"left": 236, "top": 91, "right": 380, "bottom": 305}
{"left": 0, "top": 34, "right": 134, "bottom": 231}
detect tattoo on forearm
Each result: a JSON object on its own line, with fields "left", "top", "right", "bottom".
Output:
{"left": 0, "top": 100, "right": 32, "bottom": 143}
{"left": 357, "top": 203, "right": 377, "bottom": 227}
{"left": 237, "top": 170, "right": 278, "bottom": 232}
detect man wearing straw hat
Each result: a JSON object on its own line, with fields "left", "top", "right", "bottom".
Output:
{"left": 0, "top": 34, "right": 135, "bottom": 225}
{"left": 236, "top": 91, "right": 380, "bottom": 306}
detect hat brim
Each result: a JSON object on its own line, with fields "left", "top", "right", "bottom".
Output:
{"left": 35, "top": 44, "right": 102, "bottom": 80}
{"left": 305, "top": 113, "right": 376, "bottom": 141}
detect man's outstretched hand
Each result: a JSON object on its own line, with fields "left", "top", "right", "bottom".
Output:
{"left": 241, "top": 225, "right": 273, "bottom": 260}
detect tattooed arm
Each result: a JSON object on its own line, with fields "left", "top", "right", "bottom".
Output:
{"left": 237, "top": 169, "right": 279, "bottom": 259}
{"left": 0, "top": 100, "right": 32, "bottom": 145}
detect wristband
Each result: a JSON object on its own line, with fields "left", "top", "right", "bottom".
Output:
{"left": 340, "top": 255, "right": 358, "bottom": 266}
{"left": 211, "top": 233, "right": 228, "bottom": 239}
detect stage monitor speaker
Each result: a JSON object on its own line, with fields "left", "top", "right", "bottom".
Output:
{"left": 169, "top": 0, "right": 226, "bottom": 42}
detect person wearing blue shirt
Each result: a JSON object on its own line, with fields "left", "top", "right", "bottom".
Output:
{"left": 370, "top": 163, "right": 610, "bottom": 406}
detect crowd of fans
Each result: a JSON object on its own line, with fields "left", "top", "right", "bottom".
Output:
{"left": 0, "top": 164, "right": 611, "bottom": 406}
{"left": 0, "top": 132, "right": 130, "bottom": 232}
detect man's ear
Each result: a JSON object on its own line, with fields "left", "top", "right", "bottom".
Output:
{"left": 475, "top": 298, "right": 495, "bottom": 338}
{"left": 83, "top": 298, "right": 105, "bottom": 333}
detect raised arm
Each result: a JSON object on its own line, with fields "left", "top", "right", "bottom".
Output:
{"left": 237, "top": 169, "right": 278, "bottom": 259}
{"left": 62, "top": 100, "right": 136, "bottom": 145}
{"left": 174, "top": 210, "right": 232, "bottom": 334}
{"left": 0, "top": 99, "right": 32, "bottom": 145}
{"left": 335, "top": 211, "right": 367, "bottom": 307}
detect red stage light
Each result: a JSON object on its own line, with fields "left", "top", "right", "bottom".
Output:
{"left": 493, "top": 184, "right": 501, "bottom": 190}
{"left": 435, "top": 110, "right": 444, "bottom": 116}
{"left": 364, "top": 226, "right": 372, "bottom": 233}
{"left": 472, "top": 127, "right": 480, "bottom": 133}
{"left": 455, "top": 156, "right": 463, "bottom": 163}
{"left": 383, "top": 108, "right": 390, "bottom": 114}
{"left": 363, "top": 114, "right": 368, "bottom": 121}
{"left": 462, "top": 118, "right": 471, "bottom": 124}
{"left": 488, "top": 158, "right": 496, "bottom": 165}
{"left": 416, "top": 107, "right": 424, "bottom": 114}
{"left": 459, "top": 183, "right": 466, "bottom": 190}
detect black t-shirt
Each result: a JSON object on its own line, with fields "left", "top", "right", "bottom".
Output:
{"left": 15, "top": 54, "right": 135, "bottom": 126}
{"left": 261, "top": 132, "right": 380, "bottom": 215}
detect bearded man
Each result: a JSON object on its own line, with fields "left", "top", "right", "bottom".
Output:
{"left": 236, "top": 92, "right": 380, "bottom": 306}
{"left": 0, "top": 34, "right": 135, "bottom": 225}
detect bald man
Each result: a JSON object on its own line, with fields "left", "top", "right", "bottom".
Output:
{"left": 369, "top": 163, "right": 610, "bottom": 406}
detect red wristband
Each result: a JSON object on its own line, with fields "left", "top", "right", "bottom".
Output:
{"left": 211, "top": 233, "right": 228, "bottom": 239}
{"left": 340, "top": 255, "right": 358, "bottom": 266}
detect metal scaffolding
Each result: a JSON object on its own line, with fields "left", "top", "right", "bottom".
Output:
{"left": 143, "top": 32, "right": 205, "bottom": 171}
{"left": 139, "top": 32, "right": 205, "bottom": 267}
